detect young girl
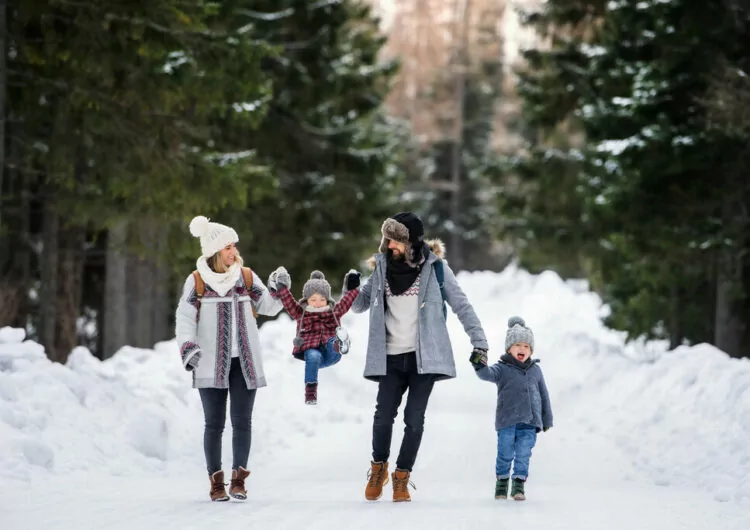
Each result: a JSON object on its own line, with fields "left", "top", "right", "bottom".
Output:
{"left": 269, "top": 268, "right": 361, "bottom": 404}
{"left": 470, "top": 316, "right": 553, "bottom": 501}
{"left": 175, "top": 216, "right": 283, "bottom": 501}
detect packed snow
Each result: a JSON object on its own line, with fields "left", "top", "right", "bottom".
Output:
{"left": 1, "top": 265, "right": 749, "bottom": 529}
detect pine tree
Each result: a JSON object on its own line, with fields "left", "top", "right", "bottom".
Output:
{"left": 419, "top": 64, "right": 505, "bottom": 271}
{"left": 2, "top": 0, "right": 273, "bottom": 359}
{"left": 218, "top": 0, "right": 403, "bottom": 287}
{"left": 514, "top": 0, "right": 750, "bottom": 355}
{"left": 402, "top": 3, "right": 507, "bottom": 271}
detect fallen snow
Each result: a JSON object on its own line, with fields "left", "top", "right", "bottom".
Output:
{"left": 1, "top": 264, "right": 749, "bottom": 529}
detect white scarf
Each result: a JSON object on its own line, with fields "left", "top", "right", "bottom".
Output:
{"left": 304, "top": 304, "right": 331, "bottom": 313}
{"left": 196, "top": 257, "right": 241, "bottom": 297}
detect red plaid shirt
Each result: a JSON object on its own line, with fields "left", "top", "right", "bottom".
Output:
{"left": 277, "top": 286, "right": 360, "bottom": 359}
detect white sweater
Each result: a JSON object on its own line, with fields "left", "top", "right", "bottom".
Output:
{"left": 384, "top": 276, "right": 420, "bottom": 355}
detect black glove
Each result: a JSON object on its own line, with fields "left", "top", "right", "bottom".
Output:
{"left": 344, "top": 270, "right": 361, "bottom": 291}
{"left": 469, "top": 348, "right": 487, "bottom": 369}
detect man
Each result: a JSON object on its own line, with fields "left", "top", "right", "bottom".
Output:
{"left": 346, "top": 212, "right": 488, "bottom": 502}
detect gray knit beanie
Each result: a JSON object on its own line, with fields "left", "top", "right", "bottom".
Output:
{"left": 302, "top": 270, "right": 332, "bottom": 301}
{"left": 505, "top": 316, "right": 534, "bottom": 352}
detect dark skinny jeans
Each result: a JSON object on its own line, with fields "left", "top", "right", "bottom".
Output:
{"left": 198, "top": 357, "right": 257, "bottom": 475}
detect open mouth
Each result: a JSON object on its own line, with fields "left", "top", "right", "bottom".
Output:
{"left": 517, "top": 354, "right": 526, "bottom": 360}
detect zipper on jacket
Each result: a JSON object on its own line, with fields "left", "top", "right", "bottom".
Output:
{"left": 415, "top": 263, "right": 434, "bottom": 374}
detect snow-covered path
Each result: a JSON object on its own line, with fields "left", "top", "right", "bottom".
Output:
{"left": 2, "top": 267, "right": 749, "bottom": 529}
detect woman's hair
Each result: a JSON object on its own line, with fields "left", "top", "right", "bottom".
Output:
{"left": 208, "top": 249, "right": 244, "bottom": 273}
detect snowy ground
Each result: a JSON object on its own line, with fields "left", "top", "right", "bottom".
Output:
{"left": 1, "top": 265, "right": 749, "bottom": 529}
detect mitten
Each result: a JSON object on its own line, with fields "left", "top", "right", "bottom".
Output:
{"left": 267, "top": 270, "right": 278, "bottom": 293}
{"left": 543, "top": 426, "right": 551, "bottom": 433}
{"left": 186, "top": 352, "right": 201, "bottom": 371}
{"left": 469, "top": 347, "right": 487, "bottom": 369}
{"left": 344, "top": 269, "right": 361, "bottom": 292}
{"left": 275, "top": 266, "right": 291, "bottom": 289}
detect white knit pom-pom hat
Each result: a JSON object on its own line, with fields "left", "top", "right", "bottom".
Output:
{"left": 189, "top": 215, "right": 239, "bottom": 258}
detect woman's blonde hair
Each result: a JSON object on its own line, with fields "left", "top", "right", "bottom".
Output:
{"left": 208, "top": 248, "right": 244, "bottom": 273}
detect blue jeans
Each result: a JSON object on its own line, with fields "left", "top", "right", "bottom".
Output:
{"left": 304, "top": 337, "right": 341, "bottom": 384}
{"left": 496, "top": 423, "right": 537, "bottom": 480}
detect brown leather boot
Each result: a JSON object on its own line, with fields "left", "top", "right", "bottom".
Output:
{"left": 209, "top": 470, "right": 230, "bottom": 502}
{"left": 229, "top": 467, "right": 251, "bottom": 500}
{"left": 365, "top": 461, "right": 389, "bottom": 500}
{"left": 392, "top": 469, "right": 413, "bottom": 502}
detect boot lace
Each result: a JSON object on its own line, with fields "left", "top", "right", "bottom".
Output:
{"left": 367, "top": 465, "right": 388, "bottom": 487}
{"left": 211, "top": 479, "right": 227, "bottom": 495}
{"left": 392, "top": 473, "right": 416, "bottom": 493}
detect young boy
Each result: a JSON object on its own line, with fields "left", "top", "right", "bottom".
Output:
{"left": 270, "top": 268, "right": 360, "bottom": 404}
{"left": 470, "top": 316, "right": 553, "bottom": 500}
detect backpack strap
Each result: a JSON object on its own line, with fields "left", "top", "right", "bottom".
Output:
{"left": 192, "top": 268, "right": 258, "bottom": 320}
{"left": 241, "top": 266, "right": 259, "bottom": 319}
{"left": 192, "top": 270, "right": 205, "bottom": 323}
{"left": 433, "top": 260, "right": 447, "bottom": 319}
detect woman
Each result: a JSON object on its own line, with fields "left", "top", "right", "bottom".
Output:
{"left": 175, "top": 215, "right": 283, "bottom": 501}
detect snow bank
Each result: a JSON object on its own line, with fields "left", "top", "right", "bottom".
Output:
{"left": 0, "top": 332, "right": 195, "bottom": 480}
{"left": 0, "top": 264, "right": 748, "bottom": 503}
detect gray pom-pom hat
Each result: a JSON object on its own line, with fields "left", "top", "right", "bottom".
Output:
{"left": 505, "top": 316, "right": 534, "bottom": 352}
{"left": 302, "top": 270, "right": 333, "bottom": 302}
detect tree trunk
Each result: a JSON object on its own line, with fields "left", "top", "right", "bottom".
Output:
{"left": 668, "top": 281, "right": 682, "bottom": 350}
{"left": 9, "top": 140, "right": 31, "bottom": 329}
{"left": 151, "top": 231, "right": 171, "bottom": 345}
{"left": 53, "top": 224, "right": 85, "bottom": 363}
{"left": 125, "top": 222, "right": 156, "bottom": 348}
{"left": 449, "top": 0, "right": 471, "bottom": 271}
{"left": 714, "top": 199, "right": 746, "bottom": 358}
{"left": 103, "top": 221, "right": 128, "bottom": 359}
{"left": 0, "top": 0, "right": 6, "bottom": 235}
{"left": 134, "top": 253, "right": 154, "bottom": 348}
{"left": 0, "top": 0, "right": 9, "bottom": 319}
{"left": 715, "top": 249, "right": 745, "bottom": 357}
{"left": 39, "top": 200, "right": 60, "bottom": 358}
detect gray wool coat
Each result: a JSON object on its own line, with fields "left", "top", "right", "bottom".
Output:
{"left": 475, "top": 356, "right": 553, "bottom": 432}
{"left": 351, "top": 239, "right": 488, "bottom": 382}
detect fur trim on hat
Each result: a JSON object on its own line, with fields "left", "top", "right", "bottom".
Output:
{"left": 368, "top": 238, "right": 445, "bottom": 270}
{"left": 379, "top": 218, "right": 411, "bottom": 251}
{"left": 378, "top": 218, "right": 434, "bottom": 267}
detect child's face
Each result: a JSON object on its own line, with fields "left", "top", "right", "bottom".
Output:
{"left": 508, "top": 342, "right": 531, "bottom": 362}
{"left": 307, "top": 293, "right": 329, "bottom": 308}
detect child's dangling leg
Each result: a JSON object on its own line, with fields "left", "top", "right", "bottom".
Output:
{"left": 304, "top": 348, "right": 324, "bottom": 404}
{"left": 322, "top": 337, "right": 343, "bottom": 366}
{"left": 303, "top": 339, "right": 342, "bottom": 405}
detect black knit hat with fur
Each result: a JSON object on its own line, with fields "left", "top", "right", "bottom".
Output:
{"left": 379, "top": 212, "right": 425, "bottom": 266}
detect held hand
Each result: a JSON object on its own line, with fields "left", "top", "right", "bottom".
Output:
{"left": 469, "top": 348, "right": 487, "bottom": 368}
{"left": 267, "top": 271, "right": 278, "bottom": 293}
{"left": 344, "top": 269, "right": 361, "bottom": 291}
{"left": 275, "top": 266, "right": 291, "bottom": 290}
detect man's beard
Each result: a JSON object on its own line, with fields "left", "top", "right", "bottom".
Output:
{"left": 387, "top": 248, "right": 405, "bottom": 261}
